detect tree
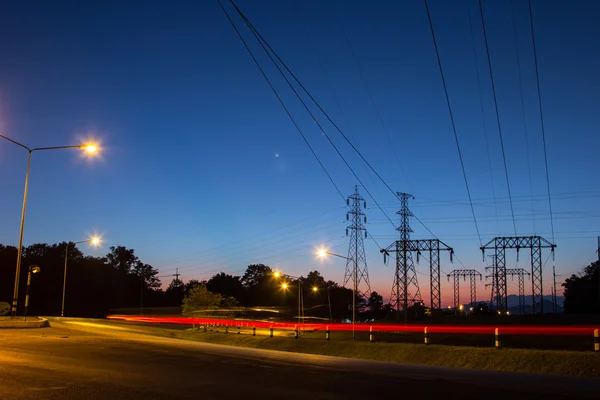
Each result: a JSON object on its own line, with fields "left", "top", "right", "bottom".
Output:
{"left": 106, "top": 246, "right": 139, "bottom": 274}
{"left": 562, "top": 261, "right": 599, "bottom": 314}
{"left": 240, "top": 264, "right": 272, "bottom": 288}
{"left": 182, "top": 284, "right": 222, "bottom": 315}
{"left": 184, "top": 279, "right": 203, "bottom": 294}
{"left": 132, "top": 261, "right": 161, "bottom": 289}
{"left": 206, "top": 272, "right": 243, "bottom": 300}
{"left": 366, "top": 291, "right": 384, "bottom": 319}
{"left": 165, "top": 278, "right": 185, "bottom": 306}
{"left": 240, "top": 264, "right": 275, "bottom": 306}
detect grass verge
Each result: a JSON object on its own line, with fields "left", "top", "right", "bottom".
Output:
{"left": 176, "top": 330, "right": 600, "bottom": 378}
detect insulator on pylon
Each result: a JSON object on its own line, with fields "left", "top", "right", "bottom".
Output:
{"left": 347, "top": 199, "right": 349, "bottom": 206}
{"left": 346, "top": 228, "right": 348, "bottom": 236}
{"left": 364, "top": 216, "right": 367, "bottom": 223}
{"left": 364, "top": 201, "right": 367, "bottom": 208}
{"left": 346, "top": 214, "right": 349, "bottom": 221}
{"left": 384, "top": 253, "right": 387, "bottom": 264}
{"left": 365, "top": 231, "right": 367, "bottom": 238}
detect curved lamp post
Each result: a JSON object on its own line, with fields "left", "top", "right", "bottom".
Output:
{"left": 0, "top": 134, "right": 98, "bottom": 316}
{"left": 62, "top": 236, "right": 101, "bottom": 317}
{"left": 317, "top": 249, "right": 357, "bottom": 340}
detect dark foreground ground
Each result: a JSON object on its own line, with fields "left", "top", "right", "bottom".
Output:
{"left": 0, "top": 321, "right": 598, "bottom": 400}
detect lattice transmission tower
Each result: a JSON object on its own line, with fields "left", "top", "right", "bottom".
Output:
{"left": 506, "top": 268, "right": 530, "bottom": 315}
{"left": 481, "top": 236, "right": 556, "bottom": 314}
{"left": 387, "top": 192, "right": 421, "bottom": 312}
{"left": 343, "top": 186, "right": 371, "bottom": 299}
{"left": 447, "top": 269, "right": 482, "bottom": 311}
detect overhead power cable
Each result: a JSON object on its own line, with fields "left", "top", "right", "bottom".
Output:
{"left": 527, "top": 0, "right": 555, "bottom": 244}
{"left": 465, "top": 0, "right": 501, "bottom": 233}
{"left": 424, "top": 0, "right": 482, "bottom": 246}
{"left": 477, "top": 0, "right": 518, "bottom": 236}
{"left": 216, "top": 0, "right": 345, "bottom": 204}
{"left": 225, "top": 0, "right": 397, "bottom": 229}
{"left": 511, "top": 0, "right": 537, "bottom": 234}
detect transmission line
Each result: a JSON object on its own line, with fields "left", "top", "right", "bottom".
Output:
{"left": 424, "top": 0, "right": 482, "bottom": 246}
{"left": 511, "top": 0, "right": 537, "bottom": 234}
{"left": 477, "top": 0, "right": 518, "bottom": 236}
{"left": 216, "top": 0, "right": 345, "bottom": 204}
{"left": 226, "top": 0, "right": 397, "bottom": 230}
{"left": 528, "top": 0, "right": 555, "bottom": 244}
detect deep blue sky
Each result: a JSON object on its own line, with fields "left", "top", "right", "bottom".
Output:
{"left": 0, "top": 0, "right": 598, "bottom": 305}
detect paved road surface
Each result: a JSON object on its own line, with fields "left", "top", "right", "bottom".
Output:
{"left": 0, "top": 321, "right": 598, "bottom": 399}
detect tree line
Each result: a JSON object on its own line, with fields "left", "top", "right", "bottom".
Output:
{"left": 0, "top": 242, "right": 386, "bottom": 319}
{"left": 1, "top": 242, "right": 597, "bottom": 318}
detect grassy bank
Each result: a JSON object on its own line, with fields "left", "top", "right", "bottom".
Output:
{"left": 175, "top": 329, "right": 600, "bottom": 378}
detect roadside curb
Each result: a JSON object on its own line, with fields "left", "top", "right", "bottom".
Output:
{"left": 0, "top": 317, "right": 50, "bottom": 329}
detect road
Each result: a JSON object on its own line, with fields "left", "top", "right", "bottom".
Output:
{"left": 0, "top": 321, "right": 598, "bottom": 400}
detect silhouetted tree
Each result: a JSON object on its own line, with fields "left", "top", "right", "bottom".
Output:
{"left": 165, "top": 278, "right": 185, "bottom": 306}
{"left": 366, "top": 291, "right": 384, "bottom": 319}
{"left": 241, "top": 264, "right": 275, "bottom": 306}
{"left": 563, "top": 261, "right": 599, "bottom": 313}
{"left": 206, "top": 272, "right": 243, "bottom": 300}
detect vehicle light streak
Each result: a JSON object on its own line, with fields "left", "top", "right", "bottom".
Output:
{"left": 106, "top": 315, "right": 599, "bottom": 336}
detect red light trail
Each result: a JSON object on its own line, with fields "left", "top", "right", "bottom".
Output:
{"left": 107, "top": 315, "right": 598, "bottom": 336}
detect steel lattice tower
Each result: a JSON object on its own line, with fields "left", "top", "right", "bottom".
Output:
{"left": 389, "top": 193, "right": 421, "bottom": 312}
{"left": 506, "top": 268, "right": 530, "bottom": 315}
{"left": 343, "top": 186, "right": 371, "bottom": 300}
{"left": 481, "top": 236, "right": 555, "bottom": 314}
{"left": 447, "top": 269, "right": 482, "bottom": 311}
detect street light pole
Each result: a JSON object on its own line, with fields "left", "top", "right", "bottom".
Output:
{"left": 24, "top": 265, "right": 41, "bottom": 320}
{"left": 0, "top": 135, "right": 98, "bottom": 317}
{"left": 318, "top": 250, "right": 356, "bottom": 339}
{"left": 62, "top": 237, "right": 100, "bottom": 317}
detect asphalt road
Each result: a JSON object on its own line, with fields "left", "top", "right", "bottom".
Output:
{"left": 1, "top": 321, "right": 598, "bottom": 400}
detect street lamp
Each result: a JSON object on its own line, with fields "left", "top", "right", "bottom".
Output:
{"left": 311, "top": 285, "right": 332, "bottom": 322}
{"left": 24, "top": 265, "right": 41, "bottom": 320}
{"left": 274, "top": 271, "right": 305, "bottom": 332}
{"left": 61, "top": 236, "right": 101, "bottom": 317}
{"left": 0, "top": 134, "right": 99, "bottom": 317}
{"left": 317, "top": 248, "right": 357, "bottom": 340}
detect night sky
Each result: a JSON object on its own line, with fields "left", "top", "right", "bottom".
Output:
{"left": 0, "top": 0, "right": 598, "bottom": 305}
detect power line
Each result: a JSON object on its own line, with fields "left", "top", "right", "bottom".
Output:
{"left": 465, "top": 0, "right": 501, "bottom": 233}
{"left": 424, "top": 0, "right": 482, "bottom": 246}
{"left": 216, "top": 0, "right": 346, "bottom": 204}
{"left": 226, "top": 0, "right": 397, "bottom": 230}
{"left": 511, "top": 0, "right": 537, "bottom": 234}
{"left": 477, "top": 0, "right": 518, "bottom": 236}
{"left": 528, "top": 0, "right": 555, "bottom": 244}
{"left": 227, "top": 1, "right": 404, "bottom": 208}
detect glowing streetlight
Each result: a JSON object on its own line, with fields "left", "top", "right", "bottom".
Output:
{"left": 459, "top": 304, "right": 464, "bottom": 311}
{"left": 61, "top": 236, "right": 102, "bottom": 317}
{"left": 24, "top": 265, "right": 41, "bottom": 320}
{"left": 281, "top": 282, "right": 288, "bottom": 290}
{"left": 312, "top": 286, "right": 318, "bottom": 293}
{"left": 0, "top": 134, "right": 101, "bottom": 316}
{"left": 83, "top": 144, "right": 98, "bottom": 153}
{"left": 317, "top": 246, "right": 357, "bottom": 340}
{"left": 273, "top": 271, "right": 281, "bottom": 278}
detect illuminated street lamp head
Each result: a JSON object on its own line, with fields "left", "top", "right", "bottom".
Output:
{"left": 29, "top": 265, "right": 41, "bottom": 274}
{"left": 83, "top": 144, "right": 97, "bottom": 153}
{"left": 312, "top": 286, "right": 318, "bottom": 293}
{"left": 458, "top": 304, "right": 464, "bottom": 311}
{"left": 273, "top": 271, "right": 281, "bottom": 278}
{"left": 281, "top": 282, "right": 288, "bottom": 290}
{"left": 317, "top": 249, "right": 327, "bottom": 258}
{"left": 90, "top": 236, "right": 101, "bottom": 247}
